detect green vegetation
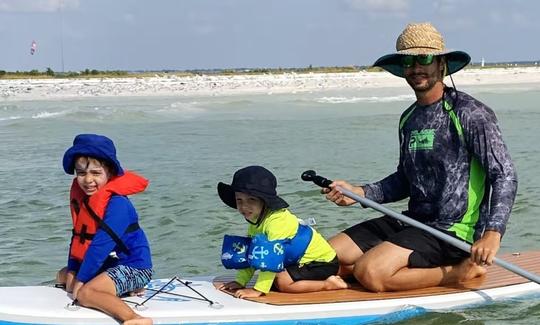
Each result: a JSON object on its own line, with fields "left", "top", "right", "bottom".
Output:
{"left": 0, "top": 68, "right": 131, "bottom": 79}
{"left": 0, "top": 62, "right": 538, "bottom": 80}
{"left": 0, "top": 66, "right": 365, "bottom": 80}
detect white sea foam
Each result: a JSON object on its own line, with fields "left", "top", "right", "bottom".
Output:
{"left": 0, "top": 115, "right": 21, "bottom": 121}
{"left": 156, "top": 101, "right": 206, "bottom": 114}
{"left": 317, "top": 94, "right": 415, "bottom": 104}
{"left": 31, "top": 110, "right": 68, "bottom": 119}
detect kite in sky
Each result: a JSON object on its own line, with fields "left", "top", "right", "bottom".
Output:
{"left": 30, "top": 40, "right": 37, "bottom": 55}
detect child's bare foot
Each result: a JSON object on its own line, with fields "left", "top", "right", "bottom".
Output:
{"left": 324, "top": 275, "right": 350, "bottom": 290}
{"left": 129, "top": 288, "right": 146, "bottom": 297}
{"left": 123, "top": 315, "right": 153, "bottom": 325}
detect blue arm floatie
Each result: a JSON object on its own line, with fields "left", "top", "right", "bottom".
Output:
{"left": 221, "top": 225, "right": 313, "bottom": 273}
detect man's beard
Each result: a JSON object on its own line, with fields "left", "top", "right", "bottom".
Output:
{"left": 405, "top": 72, "right": 439, "bottom": 93}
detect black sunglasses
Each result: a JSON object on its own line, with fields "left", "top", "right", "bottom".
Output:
{"left": 401, "top": 55, "right": 435, "bottom": 68}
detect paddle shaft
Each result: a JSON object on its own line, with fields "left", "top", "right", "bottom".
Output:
{"left": 305, "top": 171, "right": 540, "bottom": 285}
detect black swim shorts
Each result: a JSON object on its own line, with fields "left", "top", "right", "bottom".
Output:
{"left": 343, "top": 215, "right": 470, "bottom": 268}
{"left": 286, "top": 257, "right": 339, "bottom": 282}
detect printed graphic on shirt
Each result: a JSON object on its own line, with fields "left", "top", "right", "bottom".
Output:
{"left": 409, "top": 129, "right": 435, "bottom": 151}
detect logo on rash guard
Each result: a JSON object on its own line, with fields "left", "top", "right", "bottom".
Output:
{"left": 409, "top": 129, "right": 435, "bottom": 150}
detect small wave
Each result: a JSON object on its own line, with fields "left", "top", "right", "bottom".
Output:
{"left": 0, "top": 116, "right": 22, "bottom": 121}
{"left": 317, "top": 94, "right": 414, "bottom": 104}
{"left": 31, "top": 111, "right": 68, "bottom": 119}
{"left": 156, "top": 101, "right": 206, "bottom": 114}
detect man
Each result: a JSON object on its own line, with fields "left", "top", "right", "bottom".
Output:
{"left": 323, "top": 22, "right": 517, "bottom": 292}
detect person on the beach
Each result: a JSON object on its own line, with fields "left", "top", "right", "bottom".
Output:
{"left": 56, "top": 134, "right": 153, "bottom": 325}
{"left": 322, "top": 22, "right": 517, "bottom": 292}
{"left": 217, "top": 166, "right": 348, "bottom": 299}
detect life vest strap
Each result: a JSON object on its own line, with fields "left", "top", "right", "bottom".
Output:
{"left": 72, "top": 222, "right": 139, "bottom": 243}
{"left": 82, "top": 198, "right": 135, "bottom": 255}
{"left": 71, "top": 198, "right": 80, "bottom": 215}
{"left": 72, "top": 227, "right": 94, "bottom": 243}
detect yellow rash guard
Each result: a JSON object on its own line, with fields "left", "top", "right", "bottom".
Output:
{"left": 235, "top": 208, "right": 336, "bottom": 294}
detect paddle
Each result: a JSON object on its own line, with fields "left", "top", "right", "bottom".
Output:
{"left": 301, "top": 170, "right": 540, "bottom": 285}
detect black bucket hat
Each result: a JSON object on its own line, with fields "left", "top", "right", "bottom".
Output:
{"left": 373, "top": 22, "right": 470, "bottom": 78}
{"left": 217, "top": 166, "right": 289, "bottom": 210}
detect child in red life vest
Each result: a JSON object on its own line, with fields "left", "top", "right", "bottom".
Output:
{"left": 56, "top": 134, "right": 153, "bottom": 325}
{"left": 217, "top": 166, "right": 349, "bottom": 299}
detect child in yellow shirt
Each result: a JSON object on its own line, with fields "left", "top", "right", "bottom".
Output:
{"left": 217, "top": 166, "right": 348, "bottom": 299}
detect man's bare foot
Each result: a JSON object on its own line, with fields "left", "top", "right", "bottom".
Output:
{"left": 123, "top": 315, "right": 153, "bottom": 325}
{"left": 324, "top": 275, "right": 350, "bottom": 290}
{"left": 455, "top": 259, "right": 487, "bottom": 283}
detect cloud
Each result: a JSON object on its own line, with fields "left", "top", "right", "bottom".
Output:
{"left": 0, "top": 0, "right": 79, "bottom": 13}
{"left": 345, "top": 0, "right": 409, "bottom": 13}
{"left": 432, "top": 0, "right": 460, "bottom": 14}
{"left": 489, "top": 9, "right": 536, "bottom": 29}
{"left": 122, "top": 13, "right": 136, "bottom": 24}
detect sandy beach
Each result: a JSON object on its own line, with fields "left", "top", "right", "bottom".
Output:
{"left": 1, "top": 67, "right": 540, "bottom": 101}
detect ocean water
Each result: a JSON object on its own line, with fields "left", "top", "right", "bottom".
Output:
{"left": 1, "top": 82, "right": 540, "bottom": 324}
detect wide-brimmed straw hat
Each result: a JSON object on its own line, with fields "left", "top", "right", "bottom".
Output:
{"left": 373, "top": 22, "right": 471, "bottom": 78}
{"left": 63, "top": 134, "right": 124, "bottom": 176}
{"left": 217, "top": 166, "right": 289, "bottom": 210}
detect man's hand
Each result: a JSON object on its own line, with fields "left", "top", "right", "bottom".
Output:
{"left": 234, "top": 288, "right": 263, "bottom": 299}
{"left": 470, "top": 230, "right": 501, "bottom": 266}
{"left": 322, "top": 180, "right": 364, "bottom": 206}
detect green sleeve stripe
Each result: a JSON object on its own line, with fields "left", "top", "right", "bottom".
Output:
{"left": 399, "top": 105, "right": 417, "bottom": 130}
{"left": 444, "top": 100, "right": 465, "bottom": 142}
{"left": 445, "top": 100, "right": 485, "bottom": 242}
{"left": 449, "top": 157, "right": 486, "bottom": 243}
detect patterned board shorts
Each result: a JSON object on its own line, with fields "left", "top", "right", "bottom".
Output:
{"left": 106, "top": 265, "right": 153, "bottom": 296}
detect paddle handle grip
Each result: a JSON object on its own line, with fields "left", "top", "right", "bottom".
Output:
{"left": 301, "top": 170, "right": 332, "bottom": 188}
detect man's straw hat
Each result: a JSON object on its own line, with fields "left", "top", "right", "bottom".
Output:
{"left": 373, "top": 22, "right": 470, "bottom": 78}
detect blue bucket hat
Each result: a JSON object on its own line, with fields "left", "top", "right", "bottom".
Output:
{"left": 217, "top": 166, "right": 288, "bottom": 210}
{"left": 62, "top": 134, "right": 124, "bottom": 175}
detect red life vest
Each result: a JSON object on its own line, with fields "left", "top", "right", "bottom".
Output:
{"left": 69, "top": 171, "right": 149, "bottom": 262}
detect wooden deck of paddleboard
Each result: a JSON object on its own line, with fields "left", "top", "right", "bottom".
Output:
{"left": 213, "top": 251, "right": 540, "bottom": 305}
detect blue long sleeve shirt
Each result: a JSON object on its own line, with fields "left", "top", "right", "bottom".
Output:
{"left": 68, "top": 196, "right": 152, "bottom": 283}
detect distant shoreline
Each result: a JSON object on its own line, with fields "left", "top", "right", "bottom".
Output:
{"left": 1, "top": 61, "right": 539, "bottom": 80}
{"left": 1, "top": 66, "right": 540, "bottom": 101}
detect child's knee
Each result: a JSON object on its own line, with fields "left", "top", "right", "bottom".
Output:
{"left": 56, "top": 267, "right": 68, "bottom": 283}
{"left": 75, "top": 286, "right": 92, "bottom": 305}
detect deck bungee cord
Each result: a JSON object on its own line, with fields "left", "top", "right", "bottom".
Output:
{"left": 63, "top": 276, "right": 223, "bottom": 312}
{"left": 129, "top": 276, "right": 223, "bottom": 310}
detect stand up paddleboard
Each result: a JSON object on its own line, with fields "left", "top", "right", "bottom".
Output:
{"left": 1, "top": 252, "right": 539, "bottom": 325}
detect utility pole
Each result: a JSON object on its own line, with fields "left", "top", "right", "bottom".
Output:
{"left": 59, "top": 0, "right": 65, "bottom": 73}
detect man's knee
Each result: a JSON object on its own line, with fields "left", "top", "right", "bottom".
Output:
{"left": 329, "top": 233, "right": 364, "bottom": 266}
{"left": 354, "top": 260, "right": 391, "bottom": 292}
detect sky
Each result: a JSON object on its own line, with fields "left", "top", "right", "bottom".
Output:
{"left": 1, "top": 0, "right": 539, "bottom": 72}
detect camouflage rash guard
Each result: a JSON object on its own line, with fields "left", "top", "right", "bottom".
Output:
{"left": 363, "top": 88, "right": 518, "bottom": 243}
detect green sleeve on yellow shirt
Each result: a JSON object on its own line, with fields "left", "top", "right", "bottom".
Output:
{"left": 235, "top": 268, "right": 276, "bottom": 294}
{"left": 243, "top": 210, "right": 296, "bottom": 294}
{"left": 235, "top": 268, "right": 254, "bottom": 287}
{"left": 253, "top": 271, "right": 277, "bottom": 294}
